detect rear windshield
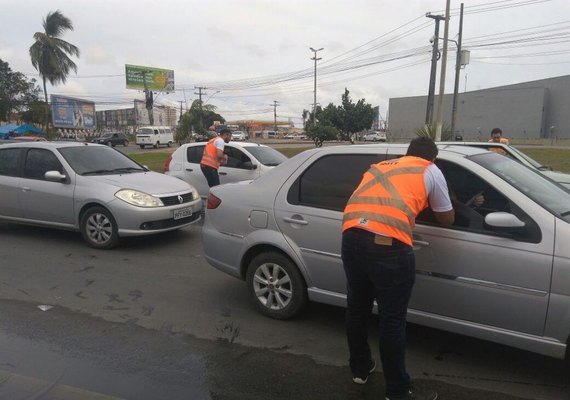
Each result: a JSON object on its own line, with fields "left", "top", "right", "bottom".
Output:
{"left": 246, "top": 146, "right": 288, "bottom": 166}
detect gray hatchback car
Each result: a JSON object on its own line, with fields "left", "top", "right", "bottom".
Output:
{"left": 0, "top": 142, "right": 202, "bottom": 249}
{"left": 202, "top": 143, "right": 570, "bottom": 360}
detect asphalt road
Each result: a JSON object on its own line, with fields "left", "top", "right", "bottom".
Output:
{"left": 0, "top": 220, "right": 568, "bottom": 400}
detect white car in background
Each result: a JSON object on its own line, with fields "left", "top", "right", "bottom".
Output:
{"left": 231, "top": 131, "right": 248, "bottom": 141}
{"left": 164, "top": 141, "right": 288, "bottom": 200}
{"left": 362, "top": 131, "right": 387, "bottom": 142}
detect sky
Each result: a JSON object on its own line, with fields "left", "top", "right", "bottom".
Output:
{"left": 1, "top": 0, "right": 569, "bottom": 127}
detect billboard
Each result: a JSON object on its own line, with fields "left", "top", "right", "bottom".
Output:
{"left": 125, "top": 64, "right": 175, "bottom": 92}
{"left": 134, "top": 100, "right": 167, "bottom": 125}
{"left": 51, "top": 95, "right": 96, "bottom": 129}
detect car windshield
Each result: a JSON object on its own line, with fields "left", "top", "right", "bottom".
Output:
{"left": 471, "top": 152, "right": 570, "bottom": 222}
{"left": 58, "top": 146, "right": 146, "bottom": 175}
{"left": 246, "top": 146, "right": 288, "bottom": 166}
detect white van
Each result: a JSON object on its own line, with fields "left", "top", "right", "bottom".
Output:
{"left": 136, "top": 126, "right": 174, "bottom": 149}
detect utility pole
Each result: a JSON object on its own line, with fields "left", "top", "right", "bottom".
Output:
{"left": 194, "top": 86, "right": 206, "bottom": 131}
{"left": 435, "top": 0, "right": 451, "bottom": 141}
{"left": 272, "top": 100, "right": 279, "bottom": 133}
{"left": 141, "top": 70, "right": 154, "bottom": 126}
{"left": 450, "top": 3, "right": 465, "bottom": 139}
{"left": 425, "top": 13, "right": 445, "bottom": 125}
{"left": 310, "top": 47, "right": 324, "bottom": 124}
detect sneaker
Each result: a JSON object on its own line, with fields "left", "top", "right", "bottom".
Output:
{"left": 385, "top": 388, "right": 438, "bottom": 400}
{"left": 352, "top": 359, "right": 376, "bottom": 384}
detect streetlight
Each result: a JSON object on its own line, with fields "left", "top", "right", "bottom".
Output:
{"left": 204, "top": 90, "right": 221, "bottom": 104}
{"left": 310, "top": 47, "right": 324, "bottom": 124}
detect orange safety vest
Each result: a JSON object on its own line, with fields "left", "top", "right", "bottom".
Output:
{"left": 342, "top": 156, "right": 431, "bottom": 247}
{"left": 200, "top": 137, "right": 222, "bottom": 169}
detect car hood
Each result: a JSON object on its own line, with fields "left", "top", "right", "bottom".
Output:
{"left": 84, "top": 171, "right": 192, "bottom": 194}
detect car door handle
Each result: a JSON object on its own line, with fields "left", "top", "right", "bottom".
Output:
{"left": 219, "top": 172, "right": 227, "bottom": 176}
{"left": 283, "top": 217, "right": 308, "bottom": 225}
{"left": 185, "top": 168, "right": 193, "bottom": 172}
{"left": 21, "top": 187, "right": 31, "bottom": 192}
{"left": 413, "top": 240, "right": 430, "bottom": 247}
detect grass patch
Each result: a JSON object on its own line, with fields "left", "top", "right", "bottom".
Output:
{"left": 518, "top": 148, "right": 570, "bottom": 173}
{"left": 130, "top": 152, "right": 170, "bottom": 172}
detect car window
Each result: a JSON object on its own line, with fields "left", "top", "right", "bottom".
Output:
{"left": 224, "top": 147, "right": 251, "bottom": 169}
{"left": 245, "top": 146, "right": 287, "bottom": 166}
{"left": 0, "top": 148, "right": 22, "bottom": 177}
{"left": 288, "top": 154, "right": 386, "bottom": 211}
{"left": 58, "top": 146, "right": 143, "bottom": 175}
{"left": 187, "top": 145, "right": 205, "bottom": 163}
{"left": 23, "top": 148, "right": 64, "bottom": 180}
{"left": 417, "top": 158, "right": 541, "bottom": 242}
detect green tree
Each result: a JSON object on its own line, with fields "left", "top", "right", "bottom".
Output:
{"left": 178, "top": 100, "right": 225, "bottom": 139}
{"left": 29, "top": 10, "right": 80, "bottom": 128}
{"left": 0, "top": 59, "right": 41, "bottom": 122}
{"left": 312, "top": 88, "right": 375, "bottom": 142}
{"left": 301, "top": 109, "right": 309, "bottom": 129}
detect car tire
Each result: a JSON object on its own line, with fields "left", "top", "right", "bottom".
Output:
{"left": 167, "top": 141, "right": 171, "bottom": 147}
{"left": 246, "top": 252, "right": 308, "bottom": 320}
{"left": 154, "top": 142, "right": 159, "bottom": 149}
{"left": 123, "top": 141, "right": 129, "bottom": 147}
{"left": 139, "top": 145, "right": 145, "bottom": 149}
{"left": 107, "top": 141, "right": 113, "bottom": 147}
{"left": 80, "top": 206, "right": 119, "bottom": 250}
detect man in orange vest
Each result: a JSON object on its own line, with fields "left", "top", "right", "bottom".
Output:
{"left": 200, "top": 128, "right": 232, "bottom": 187}
{"left": 341, "top": 137, "right": 454, "bottom": 400}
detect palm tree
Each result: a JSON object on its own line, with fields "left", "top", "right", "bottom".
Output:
{"left": 29, "top": 10, "right": 80, "bottom": 129}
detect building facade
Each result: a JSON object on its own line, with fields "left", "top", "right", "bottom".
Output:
{"left": 96, "top": 100, "right": 176, "bottom": 133}
{"left": 388, "top": 74, "right": 570, "bottom": 140}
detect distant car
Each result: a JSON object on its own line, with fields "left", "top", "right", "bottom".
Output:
{"left": 231, "top": 131, "right": 248, "bottom": 141}
{"left": 91, "top": 132, "right": 129, "bottom": 147}
{"left": 0, "top": 142, "right": 202, "bottom": 249}
{"left": 202, "top": 143, "right": 570, "bottom": 360}
{"left": 284, "top": 133, "right": 307, "bottom": 140}
{"left": 164, "top": 141, "right": 288, "bottom": 201}
{"left": 440, "top": 141, "right": 570, "bottom": 189}
{"left": 362, "top": 132, "right": 387, "bottom": 142}
{"left": 193, "top": 132, "right": 217, "bottom": 142}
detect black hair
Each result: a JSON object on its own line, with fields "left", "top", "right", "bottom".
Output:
{"left": 491, "top": 127, "right": 502, "bottom": 135}
{"left": 219, "top": 128, "right": 231, "bottom": 136}
{"left": 406, "top": 136, "right": 438, "bottom": 161}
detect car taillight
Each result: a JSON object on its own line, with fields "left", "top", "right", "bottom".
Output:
{"left": 164, "top": 155, "right": 172, "bottom": 172}
{"left": 207, "top": 193, "right": 222, "bottom": 209}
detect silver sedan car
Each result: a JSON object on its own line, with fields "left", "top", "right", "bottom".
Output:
{"left": 0, "top": 142, "right": 202, "bottom": 249}
{"left": 202, "top": 143, "right": 570, "bottom": 360}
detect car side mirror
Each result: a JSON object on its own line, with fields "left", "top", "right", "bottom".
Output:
{"left": 484, "top": 212, "right": 525, "bottom": 230}
{"left": 45, "top": 170, "right": 67, "bottom": 182}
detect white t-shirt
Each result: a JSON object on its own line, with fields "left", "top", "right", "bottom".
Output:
{"left": 424, "top": 164, "right": 453, "bottom": 212}
{"left": 213, "top": 136, "right": 225, "bottom": 151}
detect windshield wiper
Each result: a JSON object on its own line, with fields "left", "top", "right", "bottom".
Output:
{"left": 82, "top": 167, "right": 144, "bottom": 175}
{"left": 112, "top": 167, "right": 145, "bottom": 173}
{"left": 82, "top": 169, "right": 115, "bottom": 175}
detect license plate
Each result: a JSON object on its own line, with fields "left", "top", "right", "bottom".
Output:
{"left": 173, "top": 207, "right": 192, "bottom": 220}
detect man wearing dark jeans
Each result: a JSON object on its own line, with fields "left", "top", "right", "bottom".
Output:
{"left": 200, "top": 128, "right": 232, "bottom": 188}
{"left": 341, "top": 137, "right": 454, "bottom": 400}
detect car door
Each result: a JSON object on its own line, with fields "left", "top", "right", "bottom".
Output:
{"left": 274, "top": 152, "right": 387, "bottom": 294}
{"left": 411, "top": 157, "right": 553, "bottom": 336}
{"left": 218, "top": 145, "right": 260, "bottom": 185}
{"left": 0, "top": 147, "right": 24, "bottom": 218}
{"left": 19, "top": 148, "right": 75, "bottom": 225}
{"left": 181, "top": 144, "right": 210, "bottom": 199}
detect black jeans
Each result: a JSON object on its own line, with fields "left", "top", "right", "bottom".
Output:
{"left": 200, "top": 164, "right": 220, "bottom": 188}
{"left": 341, "top": 228, "right": 415, "bottom": 397}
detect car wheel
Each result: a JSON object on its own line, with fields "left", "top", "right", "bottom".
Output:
{"left": 167, "top": 141, "right": 171, "bottom": 147}
{"left": 80, "top": 206, "right": 119, "bottom": 249}
{"left": 154, "top": 142, "right": 159, "bottom": 149}
{"left": 107, "top": 141, "right": 113, "bottom": 146}
{"left": 139, "top": 145, "right": 145, "bottom": 149}
{"left": 246, "top": 252, "right": 308, "bottom": 320}
{"left": 123, "top": 141, "right": 129, "bottom": 147}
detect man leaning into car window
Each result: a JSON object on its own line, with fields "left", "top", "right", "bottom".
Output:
{"left": 200, "top": 128, "right": 232, "bottom": 187}
{"left": 341, "top": 137, "right": 454, "bottom": 400}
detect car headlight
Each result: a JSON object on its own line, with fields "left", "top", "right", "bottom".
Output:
{"left": 115, "top": 189, "right": 164, "bottom": 207}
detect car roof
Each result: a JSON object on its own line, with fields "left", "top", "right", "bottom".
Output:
{"left": 180, "top": 141, "right": 268, "bottom": 149}
{"left": 0, "top": 141, "right": 102, "bottom": 149}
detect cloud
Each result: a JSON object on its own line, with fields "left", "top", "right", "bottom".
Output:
{"left": 84, "top": 45, "right": 115, "bottom": 65}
